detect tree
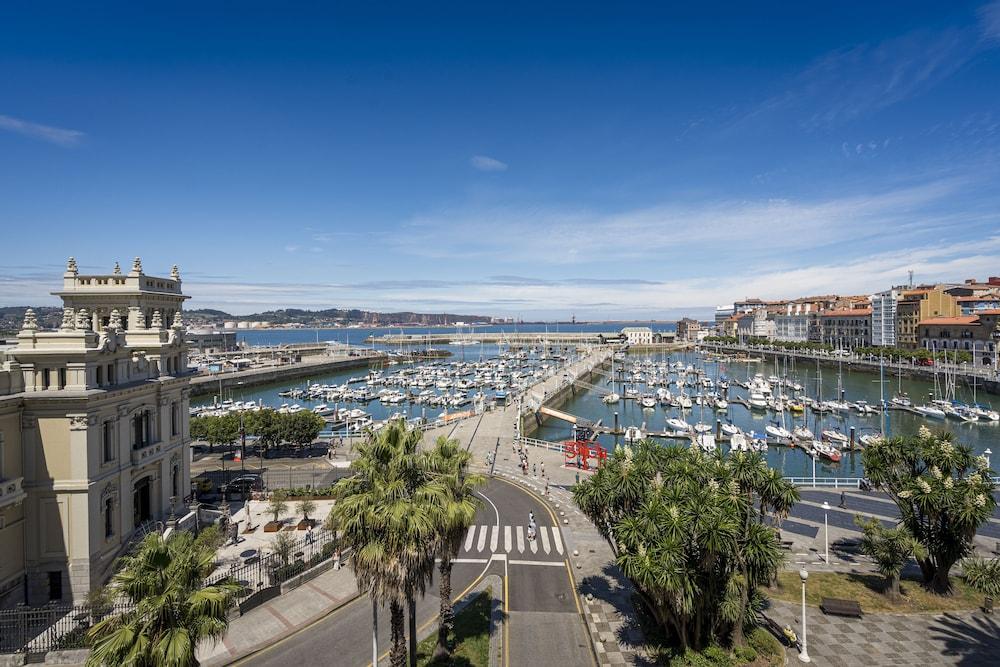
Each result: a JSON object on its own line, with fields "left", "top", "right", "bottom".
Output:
{"left": 271, "top": 531, "right": 296, "bottom": 567}
{"left": 422, "top": 435, "right": 486, "bottom": 659}
{"left": 854, "top": 516, "right": 927, "bottom": 601}
{"left": 862, "top": 428, "right": 997, "bottom": 594}
{"left": 266, "top": 490, "right": 288, "bottom": 525}
{"left": 297, "top": 499, "right": 316, "bottom": 524}
{"left": 245, "top": 409, "right": 283, "bottom": 451}
{"left": 281, "top": 411, "right": 325, "bottom": 449}
{"left": 328, "top": 421, "right": 442, "bottom": 667}
{"left": 87, "top": 528, "right": 240, "bottom": 667}
{"left": 189, "top": 413, "right": 239, "bottom": 453}
{"left": 573, "top": 443, "right": 787, "bottom": 652}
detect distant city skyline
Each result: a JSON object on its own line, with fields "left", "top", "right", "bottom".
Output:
{"left": 2, "top": 2, "right": 999, "bottom": 319}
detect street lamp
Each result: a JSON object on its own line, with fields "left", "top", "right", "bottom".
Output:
{"left": 821, "top": 501, "right": 830, "bottom": 564}
{"left": 986, "top": 448, "right": 993, "bottom": 470}
{"left": 811, "top": 452, "right": 817, "bottom": 489}
{"left": 798, "top": 568, "right": 810, "bottom": 663}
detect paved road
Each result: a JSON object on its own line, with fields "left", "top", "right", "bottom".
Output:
{"left": 238, "top": 477, "right": 592, "bottom": 667}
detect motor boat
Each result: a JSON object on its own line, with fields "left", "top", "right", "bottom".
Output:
{"left": 694, "top": 432, "right": 717, "bottom": 453}
{"left": 765, "top": 423, "right": 792, "bottom": 440}
{"left": 822, "top": 429, "right": 849, "bottom": 444}
{"left": 748, "top": 392, "right": 768, "bottom": 409}
{"left": 792, "top": 426, "right": 814, "bottom": 441}
{"left": 693, "top": 422, "right": 713, "bottom": 434}
{"left": 640, "top": 394, "right": 657, "bottom": 409}
{"left": 602, "top": 392, "right": 620, "bottom": 404}
{"left": 914, "top": 404, "right": 946, "bottom": 419}
{"left": 858, "top": 433, "right": 882, "bottom": 447}
{"left": 813, "top": 441, "right": 842, "bottom": 462}
{"left": 720, "top": 422, "right": 741, "bottom": 437}
{"left": 623, "top": 425, "right": 644, "bottom": 443}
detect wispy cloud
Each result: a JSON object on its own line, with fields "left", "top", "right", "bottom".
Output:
{"left": 981, "top": 0, "right": 1000, "bottom": 41}
{"left": 470, "top": 155, "right": 508, "bottom": 172}
{"left": 730, "top": 12, "right": 999, "bottom": 133}
{"left": 0, "top": 113, "right": 84, "bottom": 147}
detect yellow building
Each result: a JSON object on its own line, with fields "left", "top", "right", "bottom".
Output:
{"left": 0, "top": 258, "right": 191, "bottom": 606}
{"left": 895, "top": 288, "right": 960, "bottom": 349}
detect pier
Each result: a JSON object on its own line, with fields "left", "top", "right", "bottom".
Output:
{"left": 367, "top": 331, "right": 638, "bottom": 346}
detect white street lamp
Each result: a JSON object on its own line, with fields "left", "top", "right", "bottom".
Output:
{"left": 821, "top": 501, "right": 830, "bottom": 564}
{"left": 811, "top": 452, "right": 817, "bottom": 489}
{"left": 986, "top": 448, "right": 993, "bottom": 470}
{"left": 798, "top": 568, "right": 810, "bottom": 663}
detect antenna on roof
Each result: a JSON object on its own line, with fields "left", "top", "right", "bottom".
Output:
{"left": 908, "top": 270, "right": 914, "bottom": 289}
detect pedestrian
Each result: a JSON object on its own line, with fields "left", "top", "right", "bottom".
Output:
{"left": 575, "top": 471, "right": 580, "bottom": 485}
{"left": 544, "top": 480, "right": 549, "bottom": 496}
{"left": 839, "top": 491, "right": 846, "bottom": 509}
{"left": 305, "top": 525, "right": 314, "bottom": 544}
{"left": 529, "top": 511, "right": 534, "bottom": 524}
{"left": 540, "top": 461, "right": 545, "bottom": 476}
{"left": 533, "top": 463, "right": 537, "bottom": 476}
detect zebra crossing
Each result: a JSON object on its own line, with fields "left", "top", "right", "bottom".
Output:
{"left": 461, "top": 523, "right": 565, "bottom": 557}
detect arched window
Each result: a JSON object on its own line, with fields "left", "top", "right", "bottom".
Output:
{"left": 104, "top": 497, "right": 114, "bottom": 538}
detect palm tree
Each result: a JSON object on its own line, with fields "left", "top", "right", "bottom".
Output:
{"left": 329, "top": 421, "right": 442, "bottom": 667}
{"left": 87, "top": 528, "right": 240, "bottom": 667}
{"left": 423, "top": 436, "right": 486, "bottom": 659}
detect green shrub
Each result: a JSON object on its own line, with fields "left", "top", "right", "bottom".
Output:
{"left": 748, "top": 627, "right": 782, "bottom": 657}
{"left": 733, "top": 645, "right": 757, "bottom": 664}
{"left": 702, "top": 645, "right": 729, "bottom": 664}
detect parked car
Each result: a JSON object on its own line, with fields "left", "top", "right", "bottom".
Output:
{"left": 221, "top": 474, "right": 263, "bottom": 497}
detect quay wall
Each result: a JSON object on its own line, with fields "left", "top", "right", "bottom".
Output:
{"left": 522, "top": 352, "right": 613, "bottom": 437}
{"left": 189, "top": 355, "right": 381, "bottom": 398}
{"left": 701, "top": 344, "right": 1000, "bottom": 396}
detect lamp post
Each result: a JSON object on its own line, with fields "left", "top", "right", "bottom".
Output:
{"left": 821, "top": 501, "right": 830, "bottom": 564}
{"left": 986, "top": 448, "right": 993, "bottom": 470}
{"left": 811, "top": 452, "right": 817, "bottom": 489}
{"left": 798, "top": 568, "right": 810, "bottom": 663}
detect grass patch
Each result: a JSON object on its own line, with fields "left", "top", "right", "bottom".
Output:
{"left": 770, "top": 570, "right": 983, "bottom": 613}
{"left": 416, "top": 588, "right": 492, "bottom": 667}
{"left": 665, "top": 628, "right": 783, "bottom": 666}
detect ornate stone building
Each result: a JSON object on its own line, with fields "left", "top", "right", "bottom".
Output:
{"left": 0, "top": 258, "right": 192, "bottom": 606}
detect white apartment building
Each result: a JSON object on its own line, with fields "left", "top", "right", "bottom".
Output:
{"left": 773, "top": 303, "right": 814, "bottom": 342}
{"left": 871, "top": 289, "right": 900, "bottom": 346}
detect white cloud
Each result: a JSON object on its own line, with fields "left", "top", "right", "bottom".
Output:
{"left": 980, "top": 1, "right": 1000, "bottom": 41}
{"left": 0, "top": 114, "right": 84, "bottom": 147}
{"left": 470, "top": 155, "right": 508, "bottom": 172}
{"left": 284, "top": 245, "right": 299, "bottom": 253}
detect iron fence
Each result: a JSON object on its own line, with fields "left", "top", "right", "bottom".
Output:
{"left": 0, "top": 602, "right": 133, "bottom": 654}
{"left": 0, "top": 529, "right": 341, "bottom": 654}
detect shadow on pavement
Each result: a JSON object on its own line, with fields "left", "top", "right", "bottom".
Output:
{"left": 930, "top": 612, "right": 1000, "bottom": 666}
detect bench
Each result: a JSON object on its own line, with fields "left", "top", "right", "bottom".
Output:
{"left": 820, "top": 597, "right": 863, "bottom": 618}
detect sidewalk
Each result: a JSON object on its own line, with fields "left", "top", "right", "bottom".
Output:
{"left": 197, "top": 564, "right": 359, "bottom": 667}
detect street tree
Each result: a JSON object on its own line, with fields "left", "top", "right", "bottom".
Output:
{"left": 87, "top": 528, "right": 240, "bottom": 667}
{"left": 573, "top": 443, "right": 787, "bottom": 652}
{"left": 854, "top": 516, "right": 927, "bottom": 602}
{"left": 328, "top": 421, "right": 442, "bottom": 667}
{"left": 281, "top": 411, "right": 325, "bottom": 449}
{"left": 297, "top": 499, "right": 317, "bottom": 524}
{"left": 266, "top": 490, "right": 288, "bottom": 525}
{"left": 862, "top": 427, "right": 997, "bottom": 594}
{"left": 422, "top": 435, "right": 485, "bottom": 659}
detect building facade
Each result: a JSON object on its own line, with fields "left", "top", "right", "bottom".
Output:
{"left": 621, "top": 327, "right": 653, "bottom": 345}
{"left": 676, "top": 318, "right": 701, "bottom": 341}
{"left": 819, "top": 308, "right": 872, "bottom": 347}
{"left": 870, "top": 289, "right": 901, "bottom": 347}
{"left": 895, "top": 288, "right": 960, "bottom": 349}
{"left": 184, "top": 328, "right": 238, "bottom": 354}
{"left": 918, "top": 310, "right": 1000, "bottom": 365}
{"left": 0, "top": 258, "right": 192, "bottom": 606}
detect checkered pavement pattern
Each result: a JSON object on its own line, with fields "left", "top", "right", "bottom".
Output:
{"left": 584, "top": 595, "right": 640, "bottom": 665}
{"left": 766, "top": 599, "right": 1000, "bottom": 666}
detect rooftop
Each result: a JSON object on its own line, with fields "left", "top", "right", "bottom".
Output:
{"left": 917, "top": 316, "right": 979, "bottom": 326}
{"left": 820, "top": 308, "right": 872, "bottom": 317}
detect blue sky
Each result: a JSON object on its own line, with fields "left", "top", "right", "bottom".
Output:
{"left": 2, "top": 1, "right": 999, "bottom": 319}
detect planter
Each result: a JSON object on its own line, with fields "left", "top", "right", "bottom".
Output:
{"left": 263, "top": 521, "right": 283, "bottom": 533}
{"left": 296, "top": 519, "right": 317, "bottom": 530}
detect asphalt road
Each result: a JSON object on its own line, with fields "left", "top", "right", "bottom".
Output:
{"left": 237, "top": 478, "right": 593, "bottom": 667}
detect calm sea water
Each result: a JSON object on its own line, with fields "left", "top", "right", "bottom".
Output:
{"left": 534, "top": 350, "right": 999, "bottom": 480}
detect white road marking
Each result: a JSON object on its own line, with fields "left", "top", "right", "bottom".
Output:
{"left": 490, "top": 525, "right": 499, "bottom": 552}
{"left": 451, "top": 558, "right": 490, "bottom": 564}
{"left": 504, "top": 526, "right": 512, "bottom": 553}
{"left": 508, "top": 559, "right": 566, "bottom": 567}
{"left": 551, "top": 527, "right": 564, "bottom": 555}
{"left": 530, "top": 535, "right": 538, "bottom": 554}
{"left": 516, "top": 526, "right": 525, "bottom": 553}
{"left": 539, "top": 526, "right": 551, "bottom": 554}
{"left": 463, "top": 526, "right": 476, "bottom": 552}
{"left": 477, "top": 525, "right": 488, "bottom": 552}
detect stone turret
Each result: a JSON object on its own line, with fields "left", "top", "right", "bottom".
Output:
{"left": 21, "top": 308, "right": 38, "bottom": 331}
{"left": 60, "top": 307, "right": 75, "bottom": 331}
{"left": 130, "top": 257, "right": 143, "bottom": 276}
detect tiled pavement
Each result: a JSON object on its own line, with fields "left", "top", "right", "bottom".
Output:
{"left": 766, "top": 599, "right": 1000, "bottom": 666}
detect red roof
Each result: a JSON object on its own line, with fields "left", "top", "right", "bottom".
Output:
{"left": 820, "top": 308, "right": 872, "bottom": 317}
{"left": 918, "top": 316, "right": 979, "bottom": 326}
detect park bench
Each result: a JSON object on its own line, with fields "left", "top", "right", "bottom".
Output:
{"left": 820, "top": 597, "right": 863, "bottom": 618}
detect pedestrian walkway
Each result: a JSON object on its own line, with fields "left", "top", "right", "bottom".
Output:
{"left": 197, "top": 562, "right": 359, "bottom": 667}
{"left": 766, "top": 599, "right": 999, "bottom": 666}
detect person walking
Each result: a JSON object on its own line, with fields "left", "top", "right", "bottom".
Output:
{"left": 839, "top": 491, "right": 847, "bottom": 509}
{"left": 305, "top": 525, "right": 314, "bottom": 545}
{"left": 532, "top": 463, "right": 537, "bottom": 476}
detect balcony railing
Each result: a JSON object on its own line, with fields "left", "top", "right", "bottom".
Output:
{"left": 0, "top": 476, "right": 26, "bottom": 509}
